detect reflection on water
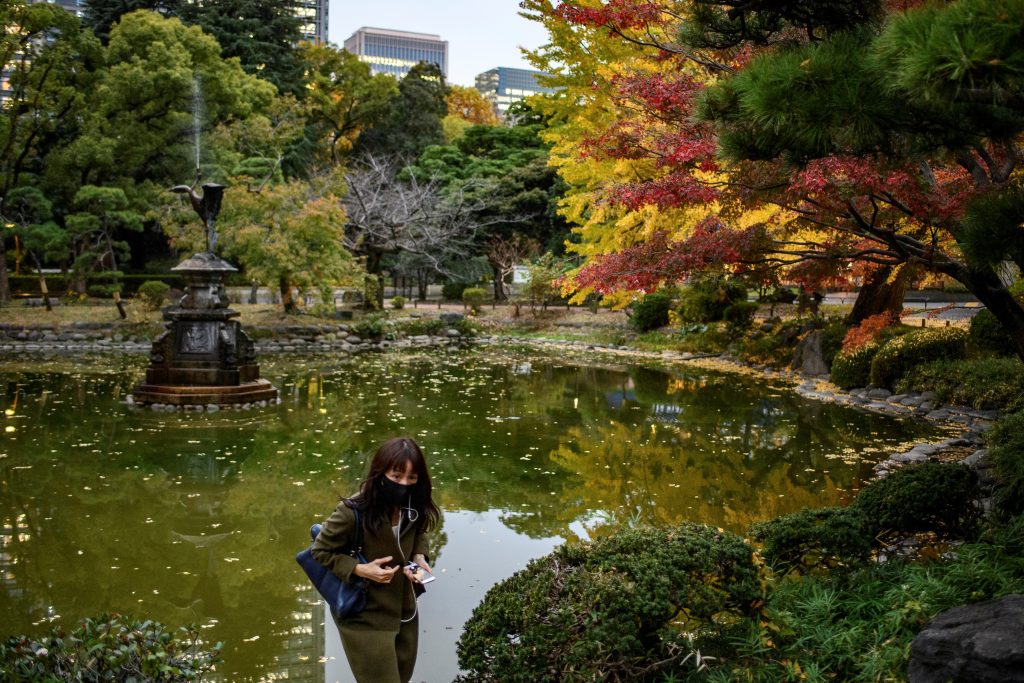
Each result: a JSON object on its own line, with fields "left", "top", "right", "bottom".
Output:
{"left": 0, "top": 348, "right": 943, "bottom": 681}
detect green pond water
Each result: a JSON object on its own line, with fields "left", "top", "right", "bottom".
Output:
{"left": 0, "top": 346, "right": 944, "bottom": 682}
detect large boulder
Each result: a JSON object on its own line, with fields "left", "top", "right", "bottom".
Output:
{"left": 791, "top": 329, "right": 829, "bottom": 376}
{"left": 908, "top": 594, "right": 1024, "bottom": 682}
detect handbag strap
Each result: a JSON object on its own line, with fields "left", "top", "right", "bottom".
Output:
{"left": 345, "top": 499, "right": 365, "bottom": 557}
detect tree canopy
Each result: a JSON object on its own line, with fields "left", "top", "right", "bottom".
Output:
{"left": 527, "top": 0, "right": 1024, "bottom": 358}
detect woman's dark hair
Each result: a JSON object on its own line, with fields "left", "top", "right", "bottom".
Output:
{"left": 351, "top": 436, "right": 440, "bottom": 534}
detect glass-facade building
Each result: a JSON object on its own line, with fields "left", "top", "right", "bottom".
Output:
{"left": 343, "top": 27, "right": 448, "bottom": 80}
{"left": 474, "top": 67, "right": 557, "bottom": 118}
{"left": 292, "top": 0, "right": 328, "bottom": 44}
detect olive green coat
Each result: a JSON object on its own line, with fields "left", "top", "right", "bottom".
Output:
{"left": 310, "top": 500, "right": 429, "bottom": 629}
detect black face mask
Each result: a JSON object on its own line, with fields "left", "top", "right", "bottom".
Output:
{"left": 380, "top": 476, "right": 414, "bottom": 507}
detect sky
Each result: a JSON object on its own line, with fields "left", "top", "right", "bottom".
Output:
{"left": 327, "top": 0, "right": 551, "bottom": 87}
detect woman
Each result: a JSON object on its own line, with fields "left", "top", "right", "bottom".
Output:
{"left": 311, "top": 436, "right": 441, "bottom": 683}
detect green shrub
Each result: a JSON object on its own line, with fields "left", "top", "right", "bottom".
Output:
{"left": 400, "top": 318, "right": 447, "bottom": 336}
{"left": 391, "top": 295, "right": 406, "bottom": 310}
{"left": 351, "top": 313, "right": 390, "bottom": 339}
{"left": 462, "top": 287, "right": 487, "bottom": 314}
{"left": 721, "top": 515, "right": 1024, "bottom": 682}
{"left": 722, "top": 301, "right": 759, "bottom": 337}
{"left": 969, "top": 308, "right": 1016, "bottom": 356}
{"left": 677, "top": 277, "right": 748, "bottom": 324}
{"left": 442, "top": 282, "right": 470, "bottom": 301}
{"left": 750, "top": 507, "right": 872, "bottom": 574}
{"left": 852, "top": 462, "right": 979, "bottom": 537}
{"left": 987, "top": 411, "right": 1024, "bottom": 517}
{"left": 830, "top": 341, "right": 881, "bottom": 389}
{"left": 136, "top": 280, "right": 171, "bottom": 310}
{"left": 629, "top": 289, "right": 674, "bottom": 332}
{"left": 0, "top": 613, "right": 221, "bottom": 681}
{"left": 899, "top": 357, "right": 1024, "bottom": 412}
{"left": 869, "top": 327, "right": 967, "bottom": 390}
{"left": 456, "top": 524, "right": 765, "bottom": 683}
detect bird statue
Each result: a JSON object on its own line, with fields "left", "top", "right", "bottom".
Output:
{"left": 169, "top": 183, "right": 226, "bottom": 254}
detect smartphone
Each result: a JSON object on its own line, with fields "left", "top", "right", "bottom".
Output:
{"left": 404, "top": 562, "right": 436, "bottom": 584}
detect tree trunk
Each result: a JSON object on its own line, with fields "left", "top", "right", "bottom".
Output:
{"left": 249, "top": 280, "right": 259, "bottom": 304}
{"left": 491, "top": 263, "right": 507, "bottom": 301}
{"left": 0, "top": 239, "right": 9, "bottom": 303}
{"left": 417, "top": 269, "right": 428, "bottom": 301}
{"left": 29, "top": 251, "right": 51, "bottom": 312}
{"left": 847, "top": 265, "right": 911, "bottom": 326}
{"left": 279, "top": 275, "right": 296, "bottom": 314}
{"left": 957, "top": 266, "right": 1024, "bottom": 362}
{"left": 103, "top": 227, "right": 126, "bottom": 319}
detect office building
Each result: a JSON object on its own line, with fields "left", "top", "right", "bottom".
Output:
{"left": 474, "top": 66, "right": 557, "bottom": 118}
{"left": 293, "top": 0, "right": 328, "bottom": 44}
{"left": 343, "top": 27, "right": 448, "bottom": 80}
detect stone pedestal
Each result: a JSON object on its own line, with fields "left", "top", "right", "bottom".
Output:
{"left": 131, "top": 252, "right": 278, "bottom": 407}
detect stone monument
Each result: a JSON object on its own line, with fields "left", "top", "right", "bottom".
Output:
{"left": 131, "top": 183, "right": 278, "bottom": 408}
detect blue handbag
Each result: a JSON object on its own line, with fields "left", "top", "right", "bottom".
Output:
{"left": 296, "top": 505, "right": 368, "bottom": 619}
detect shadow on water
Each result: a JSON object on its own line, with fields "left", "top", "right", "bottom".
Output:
{"left": 0, "top": 347, "right": 944, "bottom": 681}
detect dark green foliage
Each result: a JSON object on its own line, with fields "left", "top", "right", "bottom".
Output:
{"left": 970, "top": 308, "right": 1017, "bottom": 356}
{"left": 852, "top": 462, "right": 979, "bottom": 536}
{"left": 355, "top": 62, "right": 448, "bottom": 160}
{"left": 819, "top": 318, "right": 847, "bottom": 368}
{"left": 184, "top": 0, "right": 303, "bottom": 95}
{"left": 899, "top": 357, "right": 1024, "bottom": 413}
{"left": 722, "top": 301, "right": 758, "bottom": 336}
{"left": 869, "top": 327, "right": 967, "bottom": 390}
{"left": 681, "top": 0, "right": 884, "bottom": 49}
{"left": 759, "top": 286, "right": 797, "bottom": 304}
{"left": 677, "top": 277, "right": 747, "bottom": 324}
{"left": 750, "top": 507, "right": 872, "bottom": 574}
{"left": 456, "top": 524, "right": 764, "bottom": 682}
{"left": 987, "top": 411, "right": 1024, "bottom": 517}
{"left": 0, "top": 613, "right": 221, "bottom": 681}
{"left": 719, "top": 515, "right": 1024, "bottom": 682}
{"left": 442, "top": 282, "right": 470, "bottom": 301}
{"left": 830, "top": 341, "right": 881, "bottom": 389}
{"left": 136, "top": 280, "right": 170, "bottom": 310}
{"left": 84, "top": 0, "right": 185, "bottom": 43}
{"left": 630, "top": 289, "right": 673, "bottom": 332}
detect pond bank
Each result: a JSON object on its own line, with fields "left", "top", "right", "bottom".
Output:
{"left": 478, "top": 334, "right": 997, "bottom": 496}
{"left": 0, "top": 320, "right": 996, "bottom": 485}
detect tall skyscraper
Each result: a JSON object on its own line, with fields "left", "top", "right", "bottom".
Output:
{"left": 474, "top": 67, "right": 556, "bottom": 118}
{"left": 292, "top": 0, "right": 328, "bottom": 44}
{"left": 343, "top": 27, "right": 448, "bottom": 80}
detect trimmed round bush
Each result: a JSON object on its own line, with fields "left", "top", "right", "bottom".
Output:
{"left": 677, "top": 277, "right": 747, "bottom": 323}
{"left": 869, "top": 327, "right": 967, "bottom": 390}
{"left": 136, "top": 280, "right": 171, "bottom": 310}
{"left": 852, "top": 461, "right": 979, "bottom": 536}
{"left": 750, "top": 507, "right": 872, "bottom": 573}
{"left": 969, "top": 308, "right": 1015, "bottom": 356}
{"left": 723, "top": 301, "right": 759, "bottom": 335}
{"left": 629, "top": 289, "right": 673, "bottom": 332}
{"left": 830, "top": 341, "right": 881, "bottom": 389}
{"left": 462, "top": 287, "right": 486, "bottom": 314}
{"left": 987, "top": 411, "right": 1024, "bottom": 517}
{"left": 456, "top": 524, "right": 765, "bottom": 682}
{"left": 391, "top": 295, "right": 406, "bottom": 310}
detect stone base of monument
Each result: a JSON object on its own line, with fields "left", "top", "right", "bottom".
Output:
{"left": 131, "top": 378, "right": 279, "bottom": 407}
{"left": 129, "top": 251, "right": 279, "bottom": 409}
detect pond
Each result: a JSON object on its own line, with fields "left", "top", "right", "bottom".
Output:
{"left": 0, "top": 346, "right": 944, "bottom": 682}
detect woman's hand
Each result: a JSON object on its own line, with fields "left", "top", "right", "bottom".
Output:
{"left": 404, "top": 554, "right": 433, "bottom": 583}
{"left": 355, "top": 556, "right": 400, "bottom": 584}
